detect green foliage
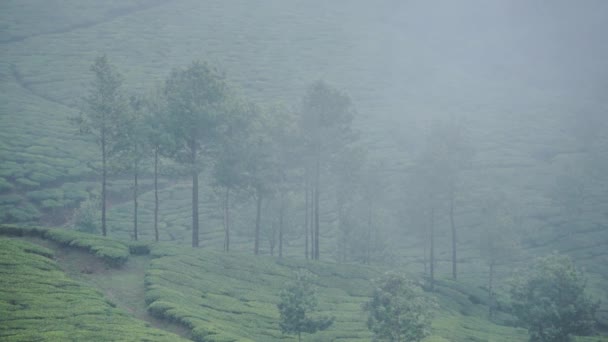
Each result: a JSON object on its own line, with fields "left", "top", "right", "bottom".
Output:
{"left": 363, "top": 273, "right": 437, "bottom": 342}
{"left": 72, "top": 195, "right": 101, "bottom": 233}
{"left": 510, "top": 254, "right": 599, "bottom": 342}
{"left": 278, "top": 269, "right": 334, "bottom": 340}
{"left": 164, "top": 60, "right": 230, "bottom": 166}
{"left": 0, "top": 238, "right": 187, "bottom": 342}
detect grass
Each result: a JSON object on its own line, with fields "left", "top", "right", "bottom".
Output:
{"left": 0, "top": 238, "right": 188, "bottom": 341}
{"left": 144, "top": 244, "right": 603, "bottom": 342}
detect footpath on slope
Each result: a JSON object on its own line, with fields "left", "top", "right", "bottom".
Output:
{"left": 17, "top": 236, "right": 193, "bottom": 341}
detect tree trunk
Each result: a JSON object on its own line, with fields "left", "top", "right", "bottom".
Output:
{"left": 154, "top": 146, "right": 159, "bottom": 242}
{"left": 101, "top": 126, "right": 107, "bottom": 236}
{"left": 254, "top": 190, "right": 262, "bottom": 255}
{"left": 279, "top": 191, "right": 285, "bottom": 258}
{"left": 366, "top": 197, "right": 373, "bottom": 264}
{"left": 304, "top": 173, "right": 309, "bottom": 260}
{"left": 310, "top": 187, "right": 315, "bottom": 259}
{"left": 133, "top": 161, "right": 138, "bottom": 241}
{"left": 450, "top": 188, "right": 457, "bottom": 280}
{"left": 430, "top": 206, "right": 435, "bottom": 291}
{"left": 314, "top": 152, "right": 320, "bottom": 260}
{"left": 191, "top": 141, "right": 199, "bottom": 248}
{"left": 223, "top": 187, "right": 230, "bottom": 252}
{"left": 488, "top": 260, "right": 495, "bottom": 318}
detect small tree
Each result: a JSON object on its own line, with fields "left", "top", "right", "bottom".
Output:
{"left": 510, "top": 254, "right": 598, "bottom": 342}
{"left": 72, "top": 195, "right": 101, "bottom": 234}
{"left": 277, "top": 270, "right": 334, "bottom": 341}
{"left": 363, "top": 273, "right": 436, "bottom": 342}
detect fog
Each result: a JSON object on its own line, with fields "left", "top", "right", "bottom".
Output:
{"left": 1, "top": 0, "right": 607, "bottom": 340}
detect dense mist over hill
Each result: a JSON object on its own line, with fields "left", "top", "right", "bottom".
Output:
{"left": 1, "top": 1, "right": 607, "bottom": 341}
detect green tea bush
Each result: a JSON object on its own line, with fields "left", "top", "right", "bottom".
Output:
{"left": 0, "top": 238, "right": 187, "bottom": 341}
{"left": 44, "top": 229, "right": 130, "bottom": 266}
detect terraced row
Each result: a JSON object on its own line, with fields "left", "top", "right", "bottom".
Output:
{"left": 0, "top": 238, "right": 187, "bottom": 341}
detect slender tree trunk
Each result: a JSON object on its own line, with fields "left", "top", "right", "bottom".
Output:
{"left": 133, "top": 161, "right": 138, "bottom": 241}
{"left": 450, "top": 187, "right": 457, "bottom": 280}
{"left": 223, "top": 187, "right": 230, "bottom": 252}
{"left": 430, "top": 206, "right": 435, "bottom": 291}
{"left": 304, "top": 172, "right": 309, "bottom": 260}
{"left": 314, "top": 152, "right": 320, "bottom": 260}
{"left": 254, "top": 190, "right": 262, "bottom": 255}
{"left": 310, "top": 186, "right": 315, "bottom": 259}
{"left": 154, "top": 146, "right": 159, "bottom": 242}
{"left": 279, "top": 191, "right": 285, "bottom": 258}
{"left": 366, "top": 198, "right": 373, "bottom": 264}
{"left": 488, "top": 260, "right": 495, "bottom": 318}
{"left": 298, "top": 332, "right": 301, "bottom": 342}
{"left": 191, "top": 141, "right": 199, "bottom": 248}
{"left": 101, "top": 126, "right": 107, "bottom": 236}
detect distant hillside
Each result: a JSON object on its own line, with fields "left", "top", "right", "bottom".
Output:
{"left": 1, "top": 0, "right": 607, "bottom": 337}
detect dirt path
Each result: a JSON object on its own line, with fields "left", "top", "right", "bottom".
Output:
{"left": 19, "top": 237, "right": 193, "bottom": 340}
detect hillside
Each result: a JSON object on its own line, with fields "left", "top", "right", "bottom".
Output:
{"left": 1, "top": 1, "right": 608, "bottom": 340}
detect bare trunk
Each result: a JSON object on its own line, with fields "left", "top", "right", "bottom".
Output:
{"left": 154, "top": 146, "right": 159, "bottom": 242}
{"left": 254, "top": 190, "right": 262, "bottom": 255}
{"left": 304, "top": 173, "right": 309, "bottom": 260}
{"left": 366, "top": 198, "right": 373, "bottom": 264}
{"left": 310, "top": 186, "right": 315, "bottom": 259}
{"left": 223, "top": 187, "right": 230, "bottom": 252}
{"left": 314, "top": 152, "right": 320, "bottom": 260}
{"left": 133, "top": 161, "right": 138, "bottom": 241}
{"left": 450, "top": 188, "right": 457, "bottom": 280}
{"left": 279, "top": 192, "right": 285, "bottom": 258}
{"left": 191, "top": 141, "right": 199, "bottom": 248}
{"left": 430, "top": 206, "right": 435, "bottom": 291}
{"left": 488, "top": 260, "right": 495, "bottom": 318}
{"left": 101, "top": 126, "right": 107, "bottom": 236}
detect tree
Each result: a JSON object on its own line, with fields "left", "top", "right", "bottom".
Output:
{"left": 299, "top": 80, "right": 355, "bottom": 260}
{"left": 74, "top": 55, "right": 128, "bottom": 236}
{"left": 212, "top": 100, "right": 253, "bottom": 252}
{"left": 363, "top": 273, "right": 436, "bottom": 342}
{"left": 510, "top": 254, "right": 599, "bottom": 342}
{"left": 164, "top": 61, "right": 230, "bottom": 247}
{"left": 479, "top": 190, "right": 520, "bottom": 318}
{"left": 143, "top": 86, "right": 173, "bottom": 242}
{"left": 425, "top": 120, "right": 473, "bottom": 281}
{"left": 277, "top": 270, "right": 334, "bottom": 341}
{"left": 115, "top": 94, "right": 149, "bottom": 241}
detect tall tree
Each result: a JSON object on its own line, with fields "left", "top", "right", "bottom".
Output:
{"left": 418, "top": 121, "right": 472, "bottom": 283}
{"left": 143, "top": 86, "right": 173, "bottom": 242}
{"left": 213, "top": 100, "right": 253, "bottom": 252}
{"left": 479, "top": 190, "right": 520, "bottom": 318}
{"left": 164, "top": 61, "right": 229, "bottom": 247}
{"left": 74, "top": 55, "right": 127, "bottom": 236}
{"left": 299, "top": 80, "right": 355, "bottom": 260}
{"left": 116, "top": 95, "right": 150, "bottom": 241}
{"left": 242, "top": 104, "right": 291, "bottom": 255}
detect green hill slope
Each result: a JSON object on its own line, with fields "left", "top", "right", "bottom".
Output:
{"left": 0, "top": 238, "right": 188, "bottom": 341}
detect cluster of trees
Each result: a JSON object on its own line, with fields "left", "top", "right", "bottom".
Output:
{"left": 75, "top": 55, "right": 359, "bottom": 259}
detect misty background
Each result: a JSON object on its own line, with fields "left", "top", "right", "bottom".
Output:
{"left": 1, "top": 0, "right": 608, "bottom": 337}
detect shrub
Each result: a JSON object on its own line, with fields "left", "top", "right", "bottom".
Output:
{"left": 510, "top": 254, "right": 599, "bottom": 342}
